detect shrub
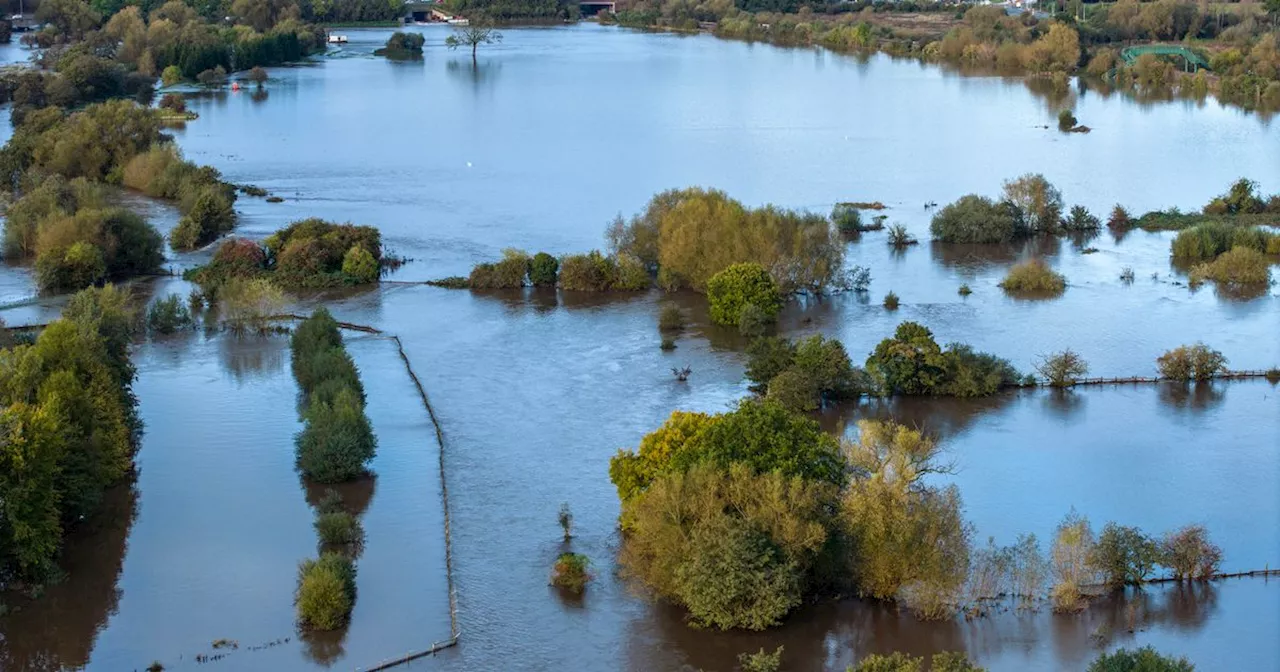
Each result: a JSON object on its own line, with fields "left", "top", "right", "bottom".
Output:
{"left": 1107, "top": 204, "right": 1132, "bottom": 229}
{"left": 558, "top": 250, "right": 617, "bottom": 291}
{"left": 529, "top": 251, "right": 558, "bottom": 286}
{"left": 1063, "top": 205, "right": 1100, "bottom": 231}
{"left": 1092, "top": 523, "right": 1160, "bottom": 588}
{"left": 737, "top": 303, "right": 769, "bottom": 337}
{"left": 35, "top": 240, "right": 106, "bottom": 291}
{"left": 295, "top": 553, "right": 356, "bottom": 630}
{"left": 220, "top": 278, "right": 284, "bottom": 332}
{"left": 739, "top": 646, "right": 784, "bottom": 672}
{"left": 1057, "top": 109, "right": 1077, "bottom": 131}
{"left": 657, "top": 304, "right": 684, "bottom": 331}
{"left": 187, "top": 238, "right": 269, "bottom": 288}
{"left": 882, "top": 291, "right": 899, "bottom": 310}
{"left": 610, "top": 187, "right": 843, "bottom": 292}
{"left": 1050, "top": 511, "right": 1097, "bottom": 612}
{"left": 866, "top": 322, "right": 947, "bottom": 395}
{"left": 558, "top": 502, "right": 573, "bottom": 541}
{"left": 246, "top": 66, "right": 268, "bottom": 85}
{"left": 831, "top": 202, "right": 863, "bottom": 234}
{"left": 887, "top": 223, "right": 916, "bottom": 247}
{"left": 1002, "top": 174, "right": 1063, "bottom": 234}
{"left": 999, "top": 259, "right": 1066, "bottom": 294}
{"left": 958, "top": 284, "right": 972, "bottom": 296}
{"left": 1188, "top": 246, "right": 1269, "bottom": 287}
{"left": 1160, "top": 525, "right": 1221, "bottom": 580}
{"left": 1036, "top": 349, "right": 1088, "bottom": 387}
{"left": 295, "top": 388, "right": 377, "bottom": 483}
{"left": 940, "top": 344, "right": 1019, "bottom": 397}
{"left": 852, "top": 652, "right": 922, "bottom": 672}
{"left": 147, "top": 294, "right": 192, "bottom": 334}
{"left": 469, "top": 249, "right": 528, "bottom": 289}
{"left": 382, "top": 31, "right": 426, "bottom": 54}
{"left": 158, "top": 93, "right": 186, "bottom": 113}
{"left": 291, "top": 309, "right": 343, "bottom": 385}
{"left": 706, "top": 262, "right": 781, "bottom": 327}
{"left": 340, "top": 245, "right": 379, "bottom": 284}
{"left": 930, "top": 195, "right": 1024, "bottom": 243}
{"left": 745, "top": 337, "right": 798, "bottom": 394}
{"left": 613, "top": 253, "right": 650, "bottom": 290}
{"left": 170, "top": 187, "right": 234, "bottom": 251}
{"left": 1086, "top": 647, "right": 1194, "bottom": 672}
{"left": 1157, "top": 344, "right": 1226, "bottom": 381}
{"left": 315, "top": 510, "right": 363, "bottom": 546}
{"left": 550, "top": 552, "right": 592, "bottom": 593}
{"left": 161, "top": 65, "right": 182, "bottom": 86}
{"left": 196, "top": 65, "right": 227, "bottom": 86}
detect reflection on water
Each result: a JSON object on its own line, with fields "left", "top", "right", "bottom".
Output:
{"left": 0, "top": 483, "right": 137, "bottom": 672}
{"left": 219, "top": 332, "right": 287, "bottom": 382}
{"left": 1157, "top": 381, "right": 1226, "bottom": 413}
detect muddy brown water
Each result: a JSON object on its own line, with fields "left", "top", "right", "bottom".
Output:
{"left": 1, "top": 24, "right": 1278, "bottom": 672}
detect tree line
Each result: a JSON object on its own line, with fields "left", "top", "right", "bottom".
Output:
{"left": 608, "top": 401, "right": 1231, "bottom": 632}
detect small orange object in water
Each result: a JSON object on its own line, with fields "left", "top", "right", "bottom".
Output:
{"left": 231, "top": 82, "right": 240, "bottom": 91}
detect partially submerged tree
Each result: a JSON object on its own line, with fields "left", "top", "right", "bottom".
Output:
{"left": 446, "top": 21, "right": 502, "bottom": 64}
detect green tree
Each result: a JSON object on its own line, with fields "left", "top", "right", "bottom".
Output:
{"left": 0, "top": 403, "right": 68, "bottom": 581}
{"left": 706, "top": 262, "right": 782, "bottom": 327}
{"left": 1092, "top": 523, "right": 1161, "bottom": 588}
{"left": 296, "top": 553, "right": 357, "bottom": 630}
{"left": 1002, "top": 173, "right": 1064, "bottom": 234}
{"left": 295, "top": 387, "right": 377, "bottom": 483}
{"left": 674, "top": 519, "right": 802, "bottom": 630}
{"left": 341, "top": 245, "right": 379, "bottom": 284}
{"left": 866, "top": 322, "right": 948, "bottom": 395}
{"left": 929, "top": 195, "right": 1024, "bottom": 243}
{"left": 529, "top": 251, "right": 558, "bottom": 286}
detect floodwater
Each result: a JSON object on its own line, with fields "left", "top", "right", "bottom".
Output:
{"left": 2, "top": 23, "right": 1279, "bottom": 672}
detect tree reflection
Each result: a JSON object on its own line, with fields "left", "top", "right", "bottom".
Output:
{"left": 0, "top": 482, "right": 138, "bottom": 671}
{"left": 220, "top": 332, "right": 287, "bottom": 382}
{"left": 300, "top": 626, "right": 348, "bottom": 667}
{"left": 1043, "top": 388, "right": 1085, "bottom": 420}
{"left": 1157, "top": 381, "right": 1225, "bottom": 413}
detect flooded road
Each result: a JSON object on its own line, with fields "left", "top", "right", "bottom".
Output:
{"left": 1, "top": 23, "right": 1278, "bottom": 672}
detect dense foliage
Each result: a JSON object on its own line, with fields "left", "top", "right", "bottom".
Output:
{"left": 0, "top": 286, "right": 140, "bottom": 584}
{"left": 608, "top": 187, "right": 844, "bottom": 293}
{"left": 1087, "top": 647, "right": 1194, "bottom": 672}
{"left": 746, "top": 335, "right": 866, "bottom": 411}
{"left": 999, "top": 259, "right": 1066, "bottom": 294}
{"left": 1156, "top": 344, "right": 1227, "bottom": 381}
{"left": 706, "top": 262, "right": 781, "bottom": 327}
{"left": 291, "top": 309, "right": 376, "bottom": 483}
{"left": 865, "top": 321, "right": 1019, "bottom": 397}
{"left": 295, "top": 552, "right": 357, "bottom": 630}
{"left": 187, "top": 219, "right": 384, "bottom": 290}
{"left": 929, "top": 195, "right": 1023, "bottom": 244}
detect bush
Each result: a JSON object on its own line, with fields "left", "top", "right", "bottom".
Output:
{"left": 940, "top": 344, "right": 1019, "bottom": 397}
{"left": 1057, "top": 109, "right": 1077, "bottom": 131}
{"left": 1160, "top": 525, "right": 1221, "bottom": 580}
{"left": 706, "top": 262, "right": 781, "bottom": 327}
{"left": 170, "top": 187, "right": 235, "bottom": 251}
{"left": 1002, "top": 174, "right": 1063, "bottom": 235}
{"left": 1170, "top": 223, "right": 1277, "bottom": 261}
{"left": 315, "top": 510, "right": 363, "bottom": 546}
{"left": 658, "top": 304, "right": 684, "bottom": 331}
{"left": 958, "top": 284, "right": 972, "bottom": 296}
{"left": 882, "top": 291, "right": 899, "bottom": 310}
{"left": 266, "top": 219, "right": 382, "bottom": 288}
{"left": 558, "top": 250, "right": 617, "bottom": 291}
{"left": 930, "top": 195, "right": 1024, "bottom": 243}
{"left": 469, "top": 249, "right": 528, "bottom": 289}
{"left": 341, "top": 245, "right": 379, "bottom": 284}
{"left": 161, "top": 65, "right": 183, "bottom": 86}
{"left": 1063, "top": 205, "right": 1100, "bottom": 231}
{"left": 295, "top": 553, "right": 356, "bottom": 630}
{"left": 158, "top": 93, "right": 186, "bottom": 113}
{"left": 887, "top": 223, "right": 917, "bottom": 247}
{"left": 674, "top": 520, "right": 802, "bottom": 630}
{"left": 147, "top": 294, "right": 193, "bottom": 334}
{"left": 1092, "top": 523, "right": 1160, "bottom": 588}
{"left": 1086, "top": 647, "right": 1194, "bottom": 672}
{"left": 529, "top": 251, "right": 558, "bottom": 286}
{"left": 35, "top": 240, "right": 106, "bottom": 291}
{"left": 831, "top": 202, "right": 863, "bottom": 234}
{"left": 1036, "top": 349, "right": 1088, "bottom": 387}
{"left": 1050, "top": 511, "right": 1097, "bottom": 612}
{"left": 1156, "top": 344, "right": 1226, "bottom": 381}
{"left": 739, "top": 646, "right": 784, "bottom": 672}
{"left": 999, "top": 259, "right": 1066, "bottom": 294}
{"left": 852, "top": 652, "right": 985, "bottom": 672}
{"left": 246, "top": 66, "right": 268, "bottom": 85}
{"left": 610, "top": 187, "right": 843, "bottom": 292}
{"left": 382, "top": 31, "right": 426, "bottom": 53}
{"left": 550, "top": 552, "right": 592, "bottom": 593}
{"left": 1188, "top": 246, "right": 1270, "bottom": 287}
{"left": 295, "top": 388, "right": 377, "bottom": 483}
{"left": 745, "top": 337, "right": 798, "bottom": 393}
{"left": 220, "top": 278, "right": 284, "bottom": 332}
{"left": 1107, "top": 204, "right": 1132, "bottom": 229}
